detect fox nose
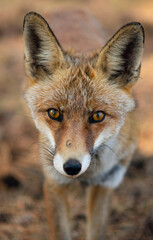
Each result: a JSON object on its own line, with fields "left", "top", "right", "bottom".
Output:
{"left": 63, "top": 159, "right": 82, "bottom": 176}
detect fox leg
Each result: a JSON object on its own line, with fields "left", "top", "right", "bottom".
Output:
{"left": 86, "top": 186, "right": 112, "bottom": 240}
{"left": 44, "top": 180, "right": 71, "bottom": 240}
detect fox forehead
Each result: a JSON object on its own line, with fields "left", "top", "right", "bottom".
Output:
{"left": 25, "top": 64, "right": 135, "bottom": 117}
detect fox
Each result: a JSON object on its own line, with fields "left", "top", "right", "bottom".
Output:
{"left": 23, "top": 10, "right": 144, "bottom": 240}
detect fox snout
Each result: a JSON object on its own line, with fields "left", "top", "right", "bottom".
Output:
{"left": 53, "top": 152, "right": 91, "bottom": 178}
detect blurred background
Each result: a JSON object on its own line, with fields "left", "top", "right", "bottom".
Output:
{"left": 0, "top": 0, "right": 153, "bottom": 240}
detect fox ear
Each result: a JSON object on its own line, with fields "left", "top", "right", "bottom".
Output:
{"left": 96, "top": 23, "right": 144, "bottom": 88}
{"left": 23, "top": 12, "right": 64, "bottom": 80}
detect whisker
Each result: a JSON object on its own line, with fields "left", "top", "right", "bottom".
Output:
{"left": 40, "top": 143, "right": 55, "bottom": 165}
{"left": 102, "top": 143, "right": 116, "bottom": 155}
{"left": 91, "top": 143, "right": 116, "bottom": 157}
{"left": 42, "top": 146, "right": 54, "bottom": 155}
{"left": 39, "top": 137, "right": 55, "bottom": 151}
{"left": 40, "top": 146, "right": 54, "bottom": 156}
{"left": 42, "top": 152, "right": 53, "bottom": 160}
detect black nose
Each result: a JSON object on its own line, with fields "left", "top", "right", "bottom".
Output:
{"left": 63, "top": 159, "right": 82, "bottom": 176}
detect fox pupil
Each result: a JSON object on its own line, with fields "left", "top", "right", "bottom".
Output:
{"left": 96, "top": 113, "right": 101, "bottom": 119}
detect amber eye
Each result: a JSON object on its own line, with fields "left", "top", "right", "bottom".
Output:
{"left": 47, "top": 108, "right": 63, "bottom": 122}
{"left": 89, "top": 111, "right": 105, "bottom": 123}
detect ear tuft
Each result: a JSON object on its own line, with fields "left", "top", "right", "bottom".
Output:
{"left": 23, "top": 12, "right": 64, "bottom": 79}
{"left": 96, "top": 22, "right": 144, "bottom": 87}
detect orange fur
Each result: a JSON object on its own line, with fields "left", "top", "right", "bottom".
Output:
{"left": 23, "top": 10, "right": 144, "bottom": 240}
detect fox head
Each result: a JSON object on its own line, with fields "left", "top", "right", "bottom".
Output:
{"left": 23, "top": 12, "right": 144, "bottom": 179}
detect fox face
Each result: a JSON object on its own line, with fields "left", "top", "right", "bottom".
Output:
{"left": 23, "top": 12, "right": 144, "bottom": 180}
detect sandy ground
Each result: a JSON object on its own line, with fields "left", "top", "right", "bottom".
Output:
{"left": 0, "top": 0, "right": 153, "bottom": 239}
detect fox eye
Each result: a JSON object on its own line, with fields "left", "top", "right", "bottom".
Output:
{"left": 89, "top": 111, "right": 105, "bottom": 123}
{"left": 47, "top": 108, "right": 63, "bottom": 122}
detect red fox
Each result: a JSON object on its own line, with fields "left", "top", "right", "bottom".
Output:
{"left": 23, "top": 10, "right": 144, "bottom": 240}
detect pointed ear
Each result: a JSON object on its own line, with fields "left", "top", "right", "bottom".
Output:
{"left": 23, "top": 12, "right": 64, "bottom": 80}
{"left": 96, "top": 22, "right": 144, "bottom": 88}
